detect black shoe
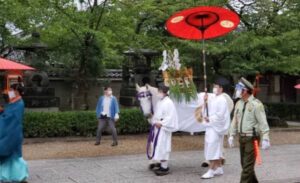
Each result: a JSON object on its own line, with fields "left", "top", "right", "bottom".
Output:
{"left": 154, "top": 167, "right": 170, "bottom": 176}
{"left": 94, "top": 142, "right": 100, "bottom": 146}
{"left": 148, "top": 163, "right": 161, "bottom": 170}
{"left": 111, "top": 142, "right": 118, "bottom": 146}
{"left": 201, "top": 162, "right": 209, "bottom": 167}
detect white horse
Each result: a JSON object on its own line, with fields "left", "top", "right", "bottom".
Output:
{"left": 136, "top": 83, "right": 234, "bottom": 168}
{"left": 136, "top": 83, "right": 234, "bottom": 165}
{"left": 136, "top": 83, "right": 215, "bottom": 133}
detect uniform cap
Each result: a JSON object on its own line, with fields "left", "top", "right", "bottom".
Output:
{"left": 240, "top": 77, "right": 254, "bottom": 90}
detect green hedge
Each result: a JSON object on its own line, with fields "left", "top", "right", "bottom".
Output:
{"left": 23, "top": 103, "right": 300, "bottom": 137}
{"left": 265, "top": 103, "right": 300, "bottom": 121}
{"left": 24, "top": 108, "right": 149, "bottom": 138}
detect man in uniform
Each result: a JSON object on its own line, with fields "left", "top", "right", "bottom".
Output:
{"left": 228, "top": 77, "right": 271, "bottom": 183}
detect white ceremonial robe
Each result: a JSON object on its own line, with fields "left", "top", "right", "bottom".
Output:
{"left": 152, "top": 96, "right": 179, "bottom": 161}
{"left": 173, "top": 93, "right": 215, "bottom": 133}
{"left": 204, "top": 94, "right": 230, "bottom": 161}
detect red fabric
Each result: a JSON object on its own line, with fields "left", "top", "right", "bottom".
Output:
{"left": 0, "top": 57, "right": 35, "bottom": 70}
{"left": 254, "top": 139, "right": 262, "bottom": 165}
{"left": 294, "top": 84, "right": 300, "bottom": 89}
{"left": 166, "top": 6, "right": 240, "bottom": 40}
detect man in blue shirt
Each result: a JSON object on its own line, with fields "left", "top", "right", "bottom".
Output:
{"left": 95, "top": 86, "right": 120, "bottom": 146}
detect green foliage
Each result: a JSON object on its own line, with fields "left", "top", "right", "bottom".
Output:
{"left": 116, "top": 108, "right": 149, "bottom": 134}
{"left": 169, "top": 82, "right": 197, "bottom": 103}
{"left": 169, "top": 83, "right": 182, "bottom": 102}
{"left": 23, "top": 108, "right": 149, "bottom": 138}
{"left": 265, "top": 103, "right": 300, "bottom": 121}
{"left": 166, "top": 67, "right": 198, "bottom": 103}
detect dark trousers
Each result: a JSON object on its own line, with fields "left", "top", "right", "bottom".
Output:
{"left": 239, "top": 136, "right": 259, "bottom": 183}
{"left": 96, "top": 118, "right": 118, "bottom": 143}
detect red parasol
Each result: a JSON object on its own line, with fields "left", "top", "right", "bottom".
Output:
{"left": 166, "top": 6, "right": 239, "bottom": 117}
{"left": 166, "top": 6, "right": 240, "bottom": 40}
{"left": 0, "top": 57, "right": 35, "bottom": 70}
{"left": 295, "top": 84, "right": 300, "bottom": 89}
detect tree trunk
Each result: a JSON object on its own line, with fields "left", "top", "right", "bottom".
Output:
{"left": 75, "top": 33, "right": 93, "bottom": 110}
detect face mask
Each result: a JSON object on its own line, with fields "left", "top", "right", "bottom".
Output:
{"left": 234, "top": 89, "right": 242, "bottom": 99}
{"left": 8, "top": 91, "right": 16, "bottom": 99}
{"left": 158, "top": 93, "right": 164, "bottom": 99}
{"left": 107, "top": 91, "right": 112, "bottom": 95}
{"left": 212, "top": 87, "right": 218, "bottom": 94}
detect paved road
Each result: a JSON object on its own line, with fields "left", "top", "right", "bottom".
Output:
{"left": 27, "top": 144, "right": 300, "bottom": 183}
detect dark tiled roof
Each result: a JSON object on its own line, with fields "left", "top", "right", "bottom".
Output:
{"left": 101, "top": 69, "right": 122, "bottom": 78}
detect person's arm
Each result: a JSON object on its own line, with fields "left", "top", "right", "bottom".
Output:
{"left": 114, "top": 97, "right": 120, "bottom": 114}
{"left": 229, "top": 103, "right": 239, "bottom": 137}
{"left": 228, "top": 102, "right": 240, "bottom": 148}
{"left": 113, "top": 97, "right": 120, "bottom": 120}
{"left": 208, "top": 98, "right": 227, "bottom": 125}
{"left": 255, "top": 103, "right": 270, "bottom": 141}
{"left": 157, "top": 103, "right": 178, "bottom": 132}
{"left": 96, "top": 97, "right": 103, "bottom": 119}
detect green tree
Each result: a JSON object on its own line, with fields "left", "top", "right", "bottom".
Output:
{"left": 217, "top": 0, "right": 300, "bottom": 75}
{"left": 1, "top": 0, "right": 299, "bottom": 105}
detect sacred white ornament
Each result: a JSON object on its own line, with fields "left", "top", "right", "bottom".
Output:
{"left": 173, "top": 49, "right": 181, "bottom": 70}
{"left": 220, "top": 20, "right": 234, "bottom": 28}
{"left": 159, "top": 50, "right": 169, "bottom": 71}
{"left": 171, "top": 16, "right": 184, "bottom": 23}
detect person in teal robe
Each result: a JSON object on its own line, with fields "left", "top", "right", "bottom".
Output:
{"left": 0, "top": 84, "right": 28, "bottom": 182}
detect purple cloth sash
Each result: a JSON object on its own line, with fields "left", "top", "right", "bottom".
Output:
{"left": 146, "top": 125, "right": 161, "bottom": 160}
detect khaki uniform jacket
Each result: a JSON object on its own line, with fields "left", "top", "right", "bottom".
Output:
{"left": 229, "top": 95, "right": 270, "bottom": 140}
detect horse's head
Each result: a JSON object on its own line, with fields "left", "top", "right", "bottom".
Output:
{"left": 136, "top": 83, "right": 153, "bottom": 118}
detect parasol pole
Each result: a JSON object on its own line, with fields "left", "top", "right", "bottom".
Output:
{"left": 202, "top": 38, "right": 207, "bottom": 93}
{"left": 201, "top": 28, "right": 209, "bottom": 117}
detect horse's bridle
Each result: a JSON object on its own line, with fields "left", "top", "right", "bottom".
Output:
{"left": 136, "top": 90, "right": 154, "bottom": 117}
{"left": 137, "top": 91, "right": 152, "bottom": 99}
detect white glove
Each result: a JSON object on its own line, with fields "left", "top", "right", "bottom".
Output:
{"left": 203, "top": 121, "right": 210, "bottom": 127}
{"left": 228, "top": 136, "right": 234, "bottom": 148}
{"left": 261, "top": 139, "right": 271, "bottom": 150}
{"left": 114, "top": 113, "right": 119, "bottom": 121}
{"left": 202, "top": 117, "right": 210, "bottom": 127}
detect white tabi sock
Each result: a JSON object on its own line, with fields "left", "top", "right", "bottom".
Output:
{"left": 161, "top": 161, "right": 168, "bottom": 169}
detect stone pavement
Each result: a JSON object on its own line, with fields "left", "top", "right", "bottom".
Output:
{"left": 27, "top": 144, "right": 300, "bottom": 183}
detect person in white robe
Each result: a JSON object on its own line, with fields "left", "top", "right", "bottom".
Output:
{"left": 150, "top": 85, "right": 178, "bottom": 176}
{"left": 201, "top": 82, "right": 231, "bottom": 179}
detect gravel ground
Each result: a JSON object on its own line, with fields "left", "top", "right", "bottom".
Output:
{"left": 23, "top": 130, "right": 300, "bottom": 160}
